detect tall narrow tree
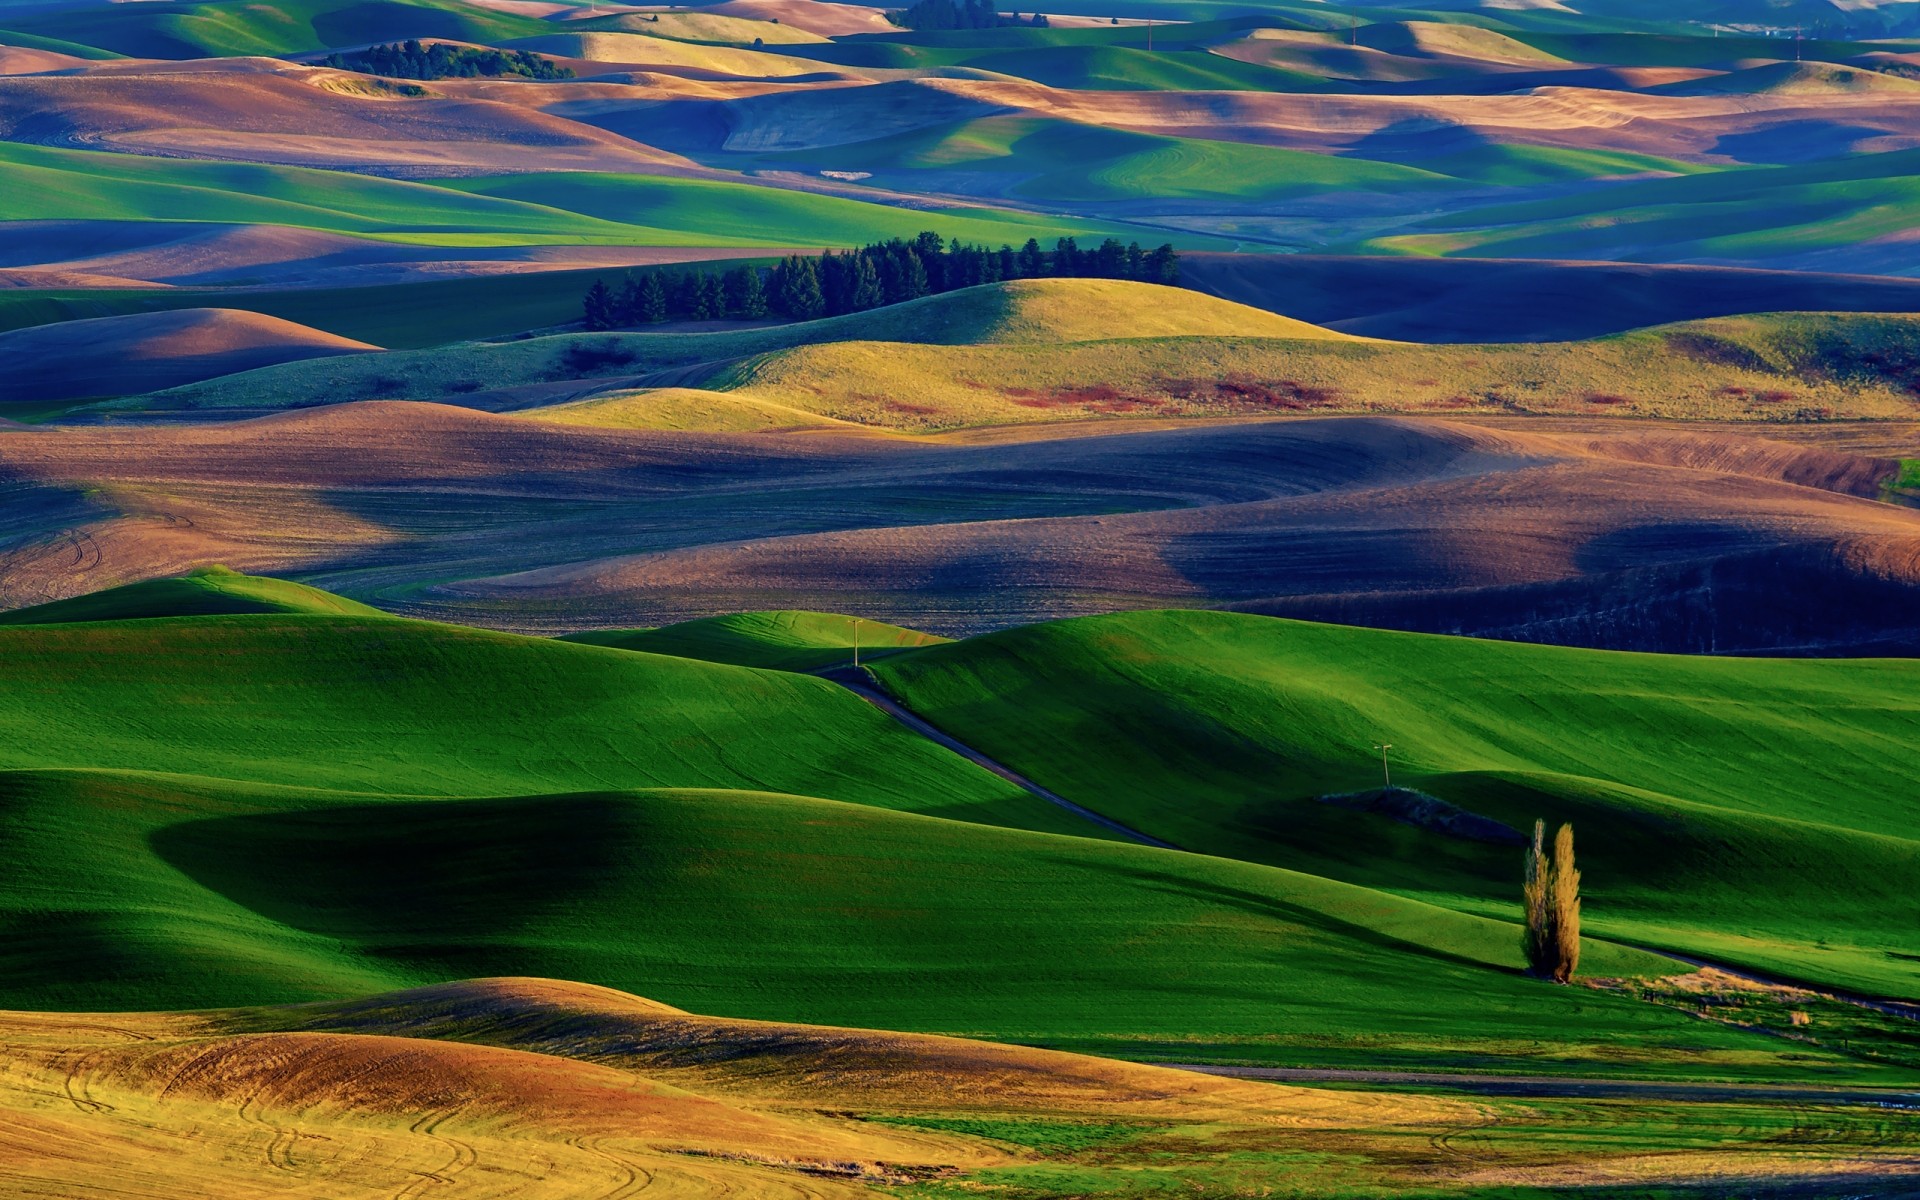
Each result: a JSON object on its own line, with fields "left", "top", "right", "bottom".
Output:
{"left": 1522, "top": 819, "right": 1551, "bottom": 977}
{"left": 1550, "top": 823, "right": 1581, "bottom": 983}
{"left": 581, "top": 279, "right": 614, "bottom": 331}
{"left": 636, "top": 272, "right": 668, "bottom": 324}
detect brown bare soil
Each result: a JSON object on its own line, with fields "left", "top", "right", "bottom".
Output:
{"left": 0, "top": 220, "right": 784, "bottom": 287}
{"left": 0, "top": 308, "right": 377, "bottom": 403}
{"left": 1, "top": 404, "right": 1915, "bottom": 652}
{"left": 0, "top": 976, "right": 1459, "bottom": 1198}
{"left": 0, "top": 58, "right": 690, "bottom": 172}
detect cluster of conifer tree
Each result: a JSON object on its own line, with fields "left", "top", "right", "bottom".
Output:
{"left": 887, "top": 0, "right": 1047, "bottom": 30}
{"left": 323, "top": 40, "right": 574, "bottom": 80}
{"left": 580, "top": 233, "right": 1179, "bottom": 330}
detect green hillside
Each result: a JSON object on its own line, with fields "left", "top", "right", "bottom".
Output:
{"left": 0, "top": 143, "right": 1170, "bottom": 255}
{"left": 0, "top": 263, "right": 751, "bottom": 349}
{"left": 0, "top": 0, "right": 552, "bottom": 59}
{"left": 560, "top": 610, "right": 948, "bottom": 671}
{"left": 0, "top": 613, "right": 1061, "bottom": 832}
{"left": 12, "top": 766, "right": 1820, "bottom": 1080}
{"left": 0, "top": 567, "right": 383, "bottom": 624}
{"left": 437, "top": 172, "right": 1182, "bottom": 248}
{"left": 870, "top": 610, "right": 1920, "bottom": 999}
{"left": 1, "top": 601, "right": 1911, "bottom": 1081}
{"left": 754, "top": 115, "right": 1459, "bottom": 205}
{"left": 128, "top": 278, "right": 1332, "bottom": 412}
{"left": 1368, "top": 148, "right": 1920, "bottom": 262}
{"left": 127, "top": 304, "right": 1920, "bottom": 424}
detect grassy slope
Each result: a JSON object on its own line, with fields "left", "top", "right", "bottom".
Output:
{"left": 0, "top": 614, "right": 1061, "bottom": 832}
{"left": 131, "top": 305, "right": 1920, "bottom": 425}
{"left": 131, "top": 278, "right": 1336, "bottom": 411}
{"left": 560, "top": 610, "right": 949, "bottom": 671}
{"left": 0, "top": 567, "right": 382, "bottom": 624}
{"left": 0, "top": 265, "right": 754, "bottom": 349}
{"left": 0, "top": 143, "right": 1173, "bottom": 255}
{"left": 0, "top": 605, "right": 1901, "bottom": 1081}
{"left": 437, "top": 173, "right": 1191, "bottom": 249}
{"left": 1368, "top": 148, "right": 1920, "bottom": 261}
{"left": 0, "top": 0, "right": 552, "bottom": 58}
{"left": 752, "top": 114, "right": 1459, "bottom": 205}
{"left": 713, "top": 311, "right": 1920, "bottom": 429}
{"left": 10, "top": 769, "right": 1844, "bottom": 1080}
{"left": 871, "top": 611, "right": 1920, "bottom": 999}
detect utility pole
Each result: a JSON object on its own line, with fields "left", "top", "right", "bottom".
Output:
{"left": 851, "top": 617, "right": 863, "bottom": 670}
{"left": 1372, "top": 743, "right": 1392, "bottom": 789}
{"left": 1145, "top": 18, "right": 1152, "bottom": 53}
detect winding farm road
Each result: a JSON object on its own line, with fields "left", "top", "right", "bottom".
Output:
{"left": 820, "top": 664, "right": 1920, "bottom": 1054}
{"left": 818, "top": 666, "right": 1178, "bottom": 849}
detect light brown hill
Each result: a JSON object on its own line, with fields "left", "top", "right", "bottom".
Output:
{"left": 0, "top": 308, "right": 377, "bottom": 403}
{"left": 2, "top": 405, "right": 1915, "bottom": 654}
{"left": 703, "top": 0, "right": 899, "bottom": 36}
{"left": 0, "top": 977, "right": 1452, "bottom": 1199}
{"left": 0, "top": 58, "right": 688, "bottom": 171}
{"left": 0, "top": 45, "right": 91, "bottom": 74}
{"left": 0, "top": 219, "right": 777, "bottom": 287}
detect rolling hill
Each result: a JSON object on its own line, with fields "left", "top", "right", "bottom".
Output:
{"left": 0, "top": 565, "right": 382, "bottom": 622}
{"left": 18, "top": 974, "right": 1899, "bottom": 1198}
{"left": 559, "top": 609, "right": 949, "bottom": 670}
{"left": 0, "top": 307, "right": 376, "bottom": 404}
{"left": 0, "top": 599, "right": 1893, "bottom": 1086}
{"left": 870, "top": 609, "right": 1920, "bottom": 999}
{"left": 0, "top": 141, "right": 1162, "bottom": 253}
{"left": 0, "top": 0, "right": 555, "bottom": 59}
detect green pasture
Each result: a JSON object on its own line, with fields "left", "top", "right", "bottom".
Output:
{"left": 559, "top": 610, "right": 948, "bottom": 671}
{"left": 0, "top": 566, "right": 381, "bottom": 623}
{"left": 0, "top": 0, "right": 552, "bottom": 59}
{"left": 0, "top": 264, "right": 736, "bottom": 349}
{"left": 1369, "top": 149, "right": 1920, "bottom": 261}
{"left": 751, "top": 114, "right": 1457, "bottom": 204}
{"left": 0, "top": 143, "right": 1167, "bottom": 258}
{"left": 869, "top": 610, "right": 1920, "bottom": 999}
{"left": 0, "top": 577, "right": 1914, "bottom": 1081}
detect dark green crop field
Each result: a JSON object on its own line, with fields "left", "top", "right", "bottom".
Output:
{"left": 871, "top": 611, "right": 1920, "bottom": 999}
{"left": 0, "top": 578, "right": 1915, "bottom": 1088}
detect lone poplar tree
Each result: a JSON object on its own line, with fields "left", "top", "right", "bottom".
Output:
{"left": 1522, "top": 819, "right": 1581, "bottom": 982}
{"left": 1550, "top": 823, "right": 1581, "bottom": 983}
{"left": 1522, "top": 820, "right": 1551, "bottom": 976}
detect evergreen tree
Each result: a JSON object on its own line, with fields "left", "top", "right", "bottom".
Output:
{"left": 773, "top": 255, "right": 825, "bottom": 319}
{"left": 725, "top": 265, "right": 768, "bottom": 319}
{"left": 1124, "top": 241, "right": 1146, "bottom": 281}
{"left": 670, "top": 271, "right": 700, "bottom": 319}
{"left": 819, "top": 252, "right": 853, "bottom": 315}
{"left": 997, "top": 243, "right": 1018, "bottom": 281}
{"left": 1093, "top": 237, "right": 1128, "bottom": 278}
{"left": 849, "top": 253, "right": 884, "bottom": 311}
{"left": 1145, "top": 243, "right": 1180, "bottom": 285}
{"left": 1051, "top": 236, "right": 1081, "bottom": 275}
{"left": 901, "top": 247, "right": 929, "bottom": 300}
{"left": 912, "top": 231, "right": 946, "bottom": 291}
{"left": 581, "top": 279, "right": 614, "bottom": 331}
{"left": 611, "top": 276, "right": 640, "bottom": 326}
{"left": 637, "top": 272, "right": 668, "bottom": 324}
{"left": 1016, "top": 237, "right": 1045, "bottom": 278}
{"left": 696, "top": 272, "right": 727, "bottom": 320}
